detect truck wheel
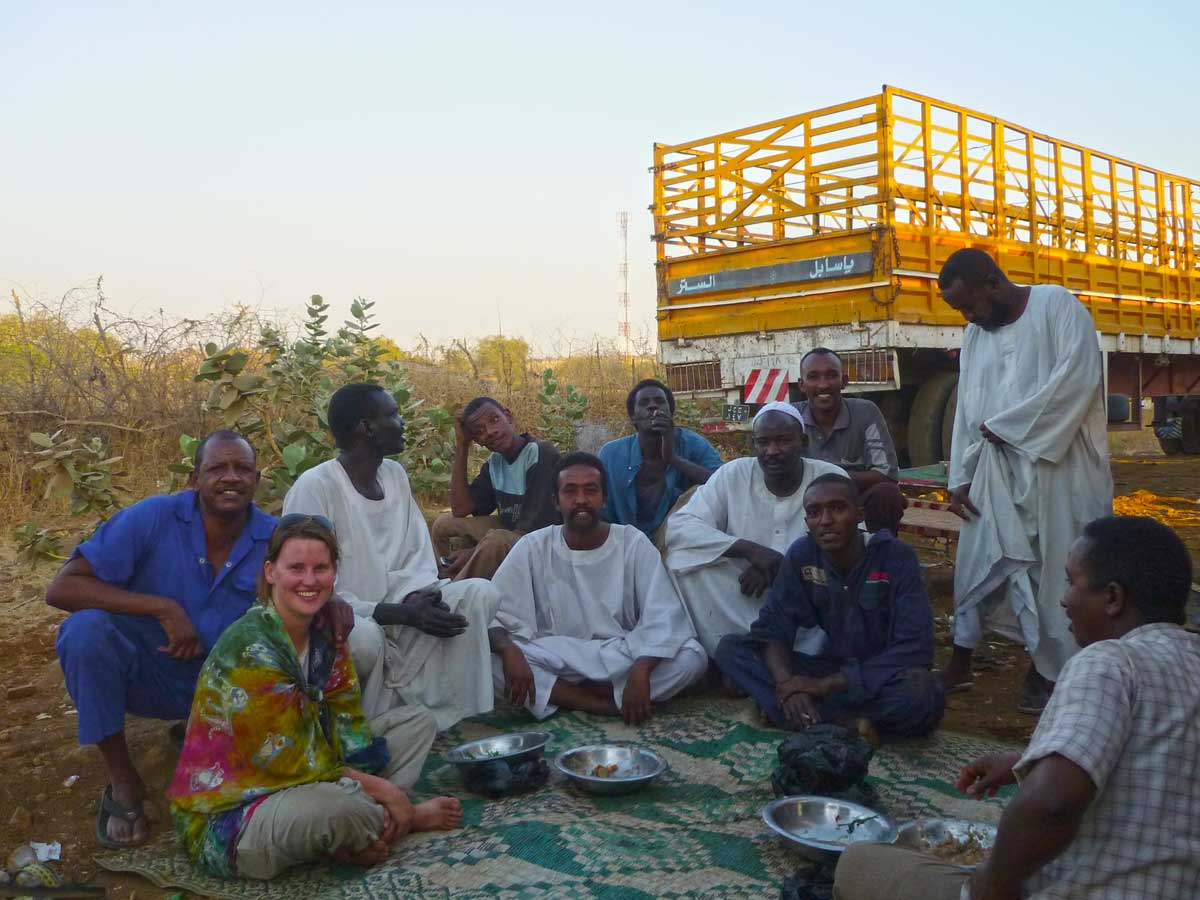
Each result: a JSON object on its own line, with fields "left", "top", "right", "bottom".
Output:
{"left": 909, "top": 372, "right": 958, "bottom": 467}
{"left": 1107, "top": 394, "right": 1132, "bottom": 424}
{"left": 941, "top": 385, "right": 958, "bottom": 463}
{"left": 1158, "top": 436, "right": 1184, "bottom": 456}
{"left": 1182, "top": 399, "right": 1200, "bottom": 455}
{"left": 875, "top": 391, "right": 912, "bottom": 461}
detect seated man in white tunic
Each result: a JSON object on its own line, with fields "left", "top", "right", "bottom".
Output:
{"left": 283, "top": 382, "right": 500, "bottom": 730}
{"left": 489, "top": 451, "right": 707, "bottom": 725}
{"left": 665, "top": 402, "right": 847, "bottom": 658}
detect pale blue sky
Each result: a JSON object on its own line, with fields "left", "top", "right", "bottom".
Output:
{"left": 3, "top": 1, "right": 1196, "bottom": 347}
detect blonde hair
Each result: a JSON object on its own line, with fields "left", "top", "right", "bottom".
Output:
{"left": 257, "top": 517, "right": 340, "bottom": 606}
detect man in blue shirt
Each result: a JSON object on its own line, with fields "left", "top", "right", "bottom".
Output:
{"left": 599, "top": 379, "right": 722, "bottom": 541}
{"left": 714, "top": 473, "right": 943, "bottom": 739}
{"left": 48, "top": 431, "right": 282, "bottom": 848}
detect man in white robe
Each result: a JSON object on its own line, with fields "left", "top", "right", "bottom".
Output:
{"left": 283, "top": 383, "right": 500, "bottom": 730}
{"left": 664, "top": 402, "right": 847, "bottom": 658}
{"left": 489, "top": 452, "right": 707, "bottom": 723}
{"left": 939, "top": 248, "right": 1113, "bottom": 713}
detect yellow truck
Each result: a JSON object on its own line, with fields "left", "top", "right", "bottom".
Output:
{"left": 652, "top": 86, "right": 1200, "bottom": 464}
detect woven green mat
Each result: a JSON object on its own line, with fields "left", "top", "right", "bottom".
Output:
{"left": 96, "top": 696, "right": 1015, "bottom": 899}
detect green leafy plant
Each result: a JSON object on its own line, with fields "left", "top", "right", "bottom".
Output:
{"left": 191, "top": 296, "right": 458, "bottom": 508}
{"left": 26, "top": 430, "right": 131, "bottom": 518}
{"left": 12, "top": 521, "right": 67, "bottom": 561}
{"left": 166, "top": 433, "right": 202, "bottom": 491}
{"left": 538, "top": 368, "right": 589, "bottom": 451}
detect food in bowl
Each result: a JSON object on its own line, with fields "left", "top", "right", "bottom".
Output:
{"left": 930, "top": 832, "right": 989, "bottom": 866}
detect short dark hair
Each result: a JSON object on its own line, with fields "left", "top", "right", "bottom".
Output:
{"left": 937, "top": 247, "right": 1004, "bottom": 289}
{"left": 194, "top": 429, "right": 254, "bottom": 469}
{"left": 799, "top": 347, "right": 843, "bottom": 373}
{"left": 803, "top": 472, "right": 860, "bottom": 505}
{"left": 626, "top": 378, "right": 676, "bottom": 418}
{"left": 1079, "top": 516, "right": 1193, "bottom": 625}
{"left": 554, "top": 450, "right": 607, "bottom": 498}
{"left": 328, "top": 382, "right": 389, "bottom": 449}
{"left": 462, "top": 396, "right": 504, "bottom": 420}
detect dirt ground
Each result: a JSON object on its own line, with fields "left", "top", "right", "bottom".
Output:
{"left": 0, "top": 454, "right": 1197, "bottom": 898}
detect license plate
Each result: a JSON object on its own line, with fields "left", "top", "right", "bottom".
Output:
{"left": 723, "top": 403, "right": 751, "bottom": 423}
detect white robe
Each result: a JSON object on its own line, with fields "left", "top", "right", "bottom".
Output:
{"left": 950, "top": 285, "right": 1113, "bottom": 680}
{"left": 490, "top": 525, "right": 707, "bottom": 720}
{"left": 663, "top": 456, "right": 847, "bottom": 656}
{"left": 283, "top": 459, "right": 500, "bottom": 729}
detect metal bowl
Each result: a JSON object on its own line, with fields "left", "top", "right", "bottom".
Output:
{"left": 894, "top": 818, "right": 996, "bottom": 868}
{"left": 761, "top": 795, "right": 897, "bottom": 863}
{"left": 444, "top": 731, "right": 552, "bottom": 778}
{"left": 553, "top": 744, "right": 669, "bottom": 795}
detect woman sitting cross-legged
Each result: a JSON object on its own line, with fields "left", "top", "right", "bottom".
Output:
{"left": 167, "top": 515, "right": 462, "bottom": 880}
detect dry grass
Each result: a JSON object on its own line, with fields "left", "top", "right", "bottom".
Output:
{"left": 0, "top": 286, "right": 669, "bottom": 535}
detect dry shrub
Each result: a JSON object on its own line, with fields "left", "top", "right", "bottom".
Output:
{"left": 0, "top": 281, "right": 256, "bottom": 524}
{"left": 2, "top": 285, "right": 676, "bottom": 535}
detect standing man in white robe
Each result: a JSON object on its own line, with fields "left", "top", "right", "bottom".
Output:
{"left": 664, "top": 402, "right": 847, "bottom": 658}
{"left": 283, "top": 382, "right": 500, "bottom": 730}
{"left": 489, "top": 452, "right": 707, "bottom": 724}
{"left": 939, "top": 248, "right": 1113, "bottom": 714}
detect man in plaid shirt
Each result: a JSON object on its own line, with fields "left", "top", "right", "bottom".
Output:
{"left": 834, "top": 515, "right": 1200, "bottom": 899}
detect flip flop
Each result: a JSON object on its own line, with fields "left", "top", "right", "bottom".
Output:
{"left": 95, "top": 784, "right": 149, "bottom": 850}
{"left": 945, "top": 680, "right": 974, "bottom": 694}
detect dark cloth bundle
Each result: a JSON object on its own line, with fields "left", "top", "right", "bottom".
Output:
{"left": 779, "top": 864, "right": 835, "bottom": 900}
{"left": 772, "top": 726, "right": 886, "bottom": 900}
{"left": 463, "top": 758, "right": 550, "bottom": 798}
{"left": 770, "top": 724, "right": 883, "bottom": 811}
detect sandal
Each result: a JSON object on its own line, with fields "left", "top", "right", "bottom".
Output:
{"left": 96, "top": 784, "right": 149, "bottom": 850}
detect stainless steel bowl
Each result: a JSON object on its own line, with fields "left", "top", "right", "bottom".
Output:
{"left": 894, "top": 818, "right": 996, "bottom": 867}
{"left": 444, "top": 731, "right": 552, "bottom": 778}
{"left": 553, "top": 744, "right": 669, "bottom": 795}
{"left": 761, "top": 795, "right": 897, "bottom": 863}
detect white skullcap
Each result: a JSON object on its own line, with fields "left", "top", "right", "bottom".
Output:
{"left": 751, "top": 401, "right": 804, "bottom": 427}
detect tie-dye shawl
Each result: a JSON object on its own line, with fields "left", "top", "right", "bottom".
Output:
{"left": 167, "top": 605, "right": 388, "bottom": 877}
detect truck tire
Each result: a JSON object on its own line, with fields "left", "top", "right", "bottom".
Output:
{"left": 875, "top": 391, "right": 912, "bottom": 461}
{"left": 908, "top": 372, "right": 958, "bottom": 467}
{"left": 1158, "top": 436, "right": 1184, "bottom": 456}
{"left": 1107, "top": 394, "right": 1131, "bottom": 424}
{"left": 1182, "top": 399, "right": 1200, "bottom": 455}
{"left": 941, "top": 385, "right": 958, "bottom": 463}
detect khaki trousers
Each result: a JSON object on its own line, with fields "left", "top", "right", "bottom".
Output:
{"left": 234, "top": 704, "right": 438, "bottom": 879}
{"left": 833, "top": 843, "right": 968, "bottom": 900}
{"left": 235, "top": 777, "right": 386, "bottom": 880}
{"left": 371, "top": 702, "right": 439, "bottom": 790}
{"left": 431, "top": 512, "right": 522, "bottom": 580}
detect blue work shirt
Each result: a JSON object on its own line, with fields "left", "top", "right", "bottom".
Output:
{"left": 599, "top": 428, "right": 723, "bottom": 535}
{"left": 749, "top": 530, "right": 934, "bottom": 707}
{"left": 73, "top": 490, "right": 277, "bottom": 653}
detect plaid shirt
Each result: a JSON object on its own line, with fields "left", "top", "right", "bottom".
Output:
{"left": 1013, "top": 623, "right": 1200, "bottom": 898}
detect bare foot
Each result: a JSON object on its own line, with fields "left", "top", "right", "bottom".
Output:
{"left": 941, "top": 645, "right": 974, "bottom": 692}
{"left": 550, "top": 680, "right": 620, "bottom": 716}
{"left": 104, "top": 781, "right": 150, "bottom": 846}
{"left": 846, "top": 717, "right": 881, "bottom": 750}
{"left": 1015, "top": 665, "right": 1054, "bottom": 715}
{"left": 331, "top": 837, "right": 389, "bottom": 867}
{"left": 411, "top": 797, "right": 463, "bottom": 832}
{"left": 720, "top": 675, "right": 748, "bottom": 699}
